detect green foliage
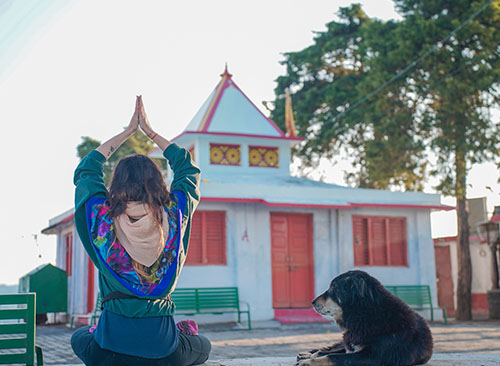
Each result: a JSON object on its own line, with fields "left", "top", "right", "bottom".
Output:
{"left": 77, "top": 131, "right": 167, "bottom": 186}
{"left": 272, "top": 0, "right": 500, "bottom": 194}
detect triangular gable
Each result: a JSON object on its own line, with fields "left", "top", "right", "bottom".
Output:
{"left": 184, "top": 67, "right": 289, "bottom": 138}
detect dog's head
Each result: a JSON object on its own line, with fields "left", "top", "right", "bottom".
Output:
{"left": 312, "top": 270, "right": 382, "bottom": 326}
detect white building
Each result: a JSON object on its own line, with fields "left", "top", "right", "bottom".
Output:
{"left": 43, "top": 67, "right": 449, "bottom": 324}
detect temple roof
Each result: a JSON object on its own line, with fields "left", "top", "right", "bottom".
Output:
{"left": 197, "top": 174, "right": 451, "bottom": 211}
{"left": 176, "top": 66, "right": 302, "bottom": 141}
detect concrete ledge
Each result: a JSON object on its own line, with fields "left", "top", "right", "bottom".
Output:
{"left": 50, "top": 353, "right": 500, "bottom": 366}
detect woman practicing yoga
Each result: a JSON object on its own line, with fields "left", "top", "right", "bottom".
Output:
{"left": 71, "top": 96, "right": 210, "bottom": 366}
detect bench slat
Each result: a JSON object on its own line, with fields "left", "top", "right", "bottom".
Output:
{"left": 0, "top": 337, "right": 27, "bottom": 350}
{"left": 0, "top": 352, "right": 28, "bottom": 365}
{"left": 0, "top": 323, "right": 27, "bottom": 335}
{"left": 0, "top": 294, "right": 32, "bottom": 305}
{"left": 0, "top": 309, "right": 28, "bottom": 320}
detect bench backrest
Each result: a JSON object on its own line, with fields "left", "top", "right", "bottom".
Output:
{"left": 385, "top": 285, "right": 432, "bottom": 307}
{"left": 0, "top": 293, "right": 37, "bottom": 365}
{"left": 172, "top": 287, "right": 240, "bottom": 311}
{"left": 94, "top": 292, "right": 103, "bottom": 314}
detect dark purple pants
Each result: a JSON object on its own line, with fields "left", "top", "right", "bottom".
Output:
{"left": 71, "top": 326, "right": 211, "bottom": 366}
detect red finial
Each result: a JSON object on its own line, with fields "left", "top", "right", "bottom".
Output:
{"left": 221, "top": 63, "right": 232, "bottom": 78}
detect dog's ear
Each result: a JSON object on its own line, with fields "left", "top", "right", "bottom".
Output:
{"left": 345, "top": 275, "right": 375, "bottom": 304}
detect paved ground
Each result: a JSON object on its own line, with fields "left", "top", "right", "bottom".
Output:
{"left": 204, "top": 354, "right": 500, "bottom": 366}
{"left": 33, "top": 318, "right": 500, "bottom": 365}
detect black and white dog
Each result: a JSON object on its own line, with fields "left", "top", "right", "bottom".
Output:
{"left": 297, "top": 270, "right": 433, "bottom": 366}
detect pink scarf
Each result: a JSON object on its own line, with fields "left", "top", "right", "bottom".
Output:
{"left": 114, "top": 202, "right": 169, "bottom": 267}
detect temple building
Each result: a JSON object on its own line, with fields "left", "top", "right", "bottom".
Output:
{"left": 43, "top": 67, "right": 449, "bottom": 324}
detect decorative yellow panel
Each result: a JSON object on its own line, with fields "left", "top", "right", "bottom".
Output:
{"left": 210, "top": 143, "right": 241, "bottom": 166}
{"left": 249, "top": 146, "right": 279, "bottom": 168}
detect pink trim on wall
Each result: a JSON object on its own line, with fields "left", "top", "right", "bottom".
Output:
{"left": 201, "top": 197, "right": 349, "bottom": 209}
{"left": 249, "top": 144, "right": 280, "bottom": 149}
{"left": 201, "top": 197, "right": 452, "bottom": 211}
{"left": 172, "top": 130, "right": 304, "bottom": 141}
{"left": 349, "top": 202, "right": 454, "bottom": 211}
{"left": 62, "top": 214, "right": 74, "bottom": 224}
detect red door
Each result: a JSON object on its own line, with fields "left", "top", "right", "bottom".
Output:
{"left": 271, "top": 213, "right": 314, "bottom": 308}
{"left": 434, "top": 245, "right": 455, "bottom": 313}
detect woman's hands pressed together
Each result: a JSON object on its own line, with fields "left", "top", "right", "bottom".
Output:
{"left": 96, "top": 96, "right": 171, "bottom": 160}
{"left": 137, "top": 96, "right": 171, "bottom": 151}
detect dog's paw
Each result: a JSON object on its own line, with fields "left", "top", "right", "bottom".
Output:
{"left": 296, "top": 359, "right": 312, "bottom": 366}
{"left": 297, "top": 351, "right": 313, "bottom": 361}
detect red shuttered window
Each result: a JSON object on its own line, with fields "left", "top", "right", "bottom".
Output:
{"left": 64, "top": 233, "right": 73, "bottom": 277}
{"left": 185, "top": 211, "right": 226, "bottom": 265}
{"left": 352, "top": 215, "right": 407, "bottom": 267}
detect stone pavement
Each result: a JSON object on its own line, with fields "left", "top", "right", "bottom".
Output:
{"left": 35, "top": 319, "right": 500, "bottom": 365}
{"left": 204, "top": 354, "right": 500, "bottom": 366}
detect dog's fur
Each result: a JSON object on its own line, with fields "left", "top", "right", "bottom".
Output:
{"left": 297, "top": 270, "right": 433, "bottom": 366}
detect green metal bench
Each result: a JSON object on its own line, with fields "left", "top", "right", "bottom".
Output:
{"left": 0, "top": 293, "right": 43, "bottom": 365}
{"left": 69, "top": 292, "right": 102, "bottom": 328}
{"left": 171, "top": 287, "right": 251, "bottom": 329}
{"left": 385, "top": 285, "right": 448, "bottom": 324}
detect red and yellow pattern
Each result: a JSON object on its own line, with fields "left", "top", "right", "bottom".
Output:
{"left": 249, "top": 146, "right": 279, "bottom": 168}
{"left": 210, "top": 143, "right": 241, "bottom": 166}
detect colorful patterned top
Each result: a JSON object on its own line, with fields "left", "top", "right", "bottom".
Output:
{"left": 74, "top": 144, "right": 201, "bottom": 317}
{"left": 86, "top": 192, "right": 181, "bottom": 297}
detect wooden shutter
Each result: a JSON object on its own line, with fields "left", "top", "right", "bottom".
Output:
{"left": 371, "top": 217, "right": 387, "bottom": 265}
{"left": 388, "top": 218, "right": 407, "bottom": 266}
{"left": 205, "top": 211, "right": 226, "bottom": 265}
{"left": 352, "top": 215, "right": 408, "bottom": 267}
{"left": 353, "top": 216, "right": 369, "bottom": 266}
{"left": 185, "top": 211, "right": 226, "bottom": 265}
{"left": 65, "top": 233, "right": 73, "bottom": 277}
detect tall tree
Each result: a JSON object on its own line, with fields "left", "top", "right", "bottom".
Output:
{"left": 273, "top": 5, "right": 427, "bottom": 190}
{"left": 396, "top": 0, "right": 500, "bottom": 320}
{"left": 77, "top": 131, "right": 166, "bottom": 185}
{"left": 272, "top": 0, "right": 500, "bottom": 320}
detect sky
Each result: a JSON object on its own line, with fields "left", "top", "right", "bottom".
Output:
{"left": 0, "top": 0, "right": 499, "bottom": 285}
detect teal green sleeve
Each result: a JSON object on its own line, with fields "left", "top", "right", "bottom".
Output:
{"left": 74, "top": 150, "right": 108, "bottom": 210}
{"left": 163, "top": 143, "right": 201, "bottom": 253}
{"left": 73, "top": 150, "right": 114, "bottom": 277}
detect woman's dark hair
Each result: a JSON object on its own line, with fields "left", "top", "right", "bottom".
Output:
{"left": 108, "top": 154, "right": 170, "bottom": 224}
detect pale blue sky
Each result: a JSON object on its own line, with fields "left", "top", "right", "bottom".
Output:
{"left": 0, "top": 0, "right": 498, "bottom": 285}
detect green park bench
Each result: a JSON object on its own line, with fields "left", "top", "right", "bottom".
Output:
{"left": 171, "top": 287, "right": 251, "bottom": 329}
{"left": 69, "top": 292, "right": 102, "bottom": 328}
{"left": 385, "top": 285, "right": 448, "bottom": 324}
{"left": 0, "top": 293, "right": 43, "bottom": 365}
